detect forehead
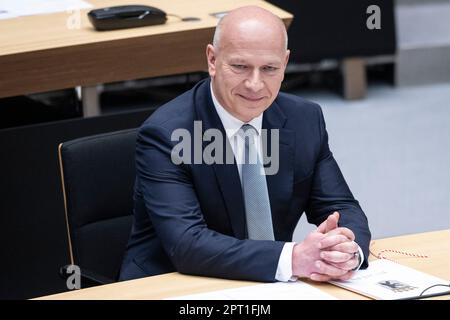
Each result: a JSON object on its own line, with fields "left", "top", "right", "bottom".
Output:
{"left": 219, "top": 18, "right": 286, "bottom": 53}
{"left": 219, "top": 35, "right": 286, "bottom": 65}
{"left": 224, "top": 49, "right": 285, "bottom": 66}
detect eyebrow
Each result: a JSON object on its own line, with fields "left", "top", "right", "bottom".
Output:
{"left": 228, "top": 58, "right": 247, "bottom": 64}
{"left": 228, "top": 58, "right": 282, "bottom": 66}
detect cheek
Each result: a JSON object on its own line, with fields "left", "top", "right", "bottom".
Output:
{"left": 267, "top": 77, "right": 283, "bottom": 92}
{"left": 223, "top": 76, "right": 243, "bottom": 94}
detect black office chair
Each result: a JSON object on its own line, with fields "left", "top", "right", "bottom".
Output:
{"left": 58, "top": 128, "right": 137, "bottom": 287}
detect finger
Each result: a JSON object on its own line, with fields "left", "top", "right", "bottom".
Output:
{"left": 326, "top": 227, "right": 355, "bottom": 241}
{"left": 316, "top": 212, "right": 339, "bottom": 234}
{"left": 316, "top": 219, "right": 327, "bottom": 234}
{"left": 319, "top": 234, "right": 351, "bottom": 249}
{"left": 320, "top": 250, "right": 354, "bottom": 263}
{"left": 328, "top": 257, "right": 359, "bottom": 271}
{"left": 310, "top": 273, "right": 333, "bottom": 282}
{"left": 325, "top": 212, "right": 339, "bottom": 233}
{"left": 327, "top": 241, "right": 359, "bottom": 254}
{"left": 314, "top": 260, "right": 348, "bottom": 278}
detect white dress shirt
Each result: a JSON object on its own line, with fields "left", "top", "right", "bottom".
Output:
{"left": 210, "top": 84, "right": 363, "bottom": 281}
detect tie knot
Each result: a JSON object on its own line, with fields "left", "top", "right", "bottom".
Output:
{"left": 239, "top": 124, "right": 258, "bottom": 137}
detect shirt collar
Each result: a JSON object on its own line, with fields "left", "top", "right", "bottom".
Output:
{"left": 210, "top": 82, "right": 263, "bottom": 139}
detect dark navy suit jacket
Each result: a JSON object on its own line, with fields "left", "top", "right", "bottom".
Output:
{"left": 119, "top": 78, "right": 370, "bottom": 282}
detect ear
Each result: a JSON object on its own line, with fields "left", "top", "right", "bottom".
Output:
{"left": 284, "top": 50, "right": 290, "bottom": 68}
{"left": 280, "top": 49, "right": 290, "bottom": 82}
{"left": 206, "top": 44, "right": 216, "bottom": 77}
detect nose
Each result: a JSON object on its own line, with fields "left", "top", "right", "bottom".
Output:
{"left": 244, "top": 69, "right": 264, "bottom": 92}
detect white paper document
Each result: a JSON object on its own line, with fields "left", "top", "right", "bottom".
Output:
{"left": 329, "top": 259, "right": 450, "bottom": 300}
{"left": 0, "top": 0, "right": 92, "bottom": 20}
{"left": 167, "top": 281, "right": 336, "bottom": 300}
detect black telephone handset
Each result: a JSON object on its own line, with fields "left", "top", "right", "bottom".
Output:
{"left": 88, "top": 5, "right": 167, "bottom": 31}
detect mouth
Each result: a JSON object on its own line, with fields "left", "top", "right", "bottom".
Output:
{"left": 237, "top": 94, "right": 265, "bottom": 102}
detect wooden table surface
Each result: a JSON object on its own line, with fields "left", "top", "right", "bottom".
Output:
{"left": 0, "top": 0, "right": 292, "bottom": 99}
{"left": 36, "top": 229, "right": 450, "bottom": 300}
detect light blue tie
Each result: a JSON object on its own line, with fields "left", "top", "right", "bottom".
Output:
{"left": 240, "top": 124, "right": 275, "bottom": 240}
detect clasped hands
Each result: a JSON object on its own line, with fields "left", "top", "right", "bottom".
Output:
{"left": 292, "top": 212, "right": 360, "bottom": 282}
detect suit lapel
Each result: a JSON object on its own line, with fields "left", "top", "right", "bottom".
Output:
{"left": 262, "top": 102, "right": 295, "bottom": 240}
{"left": 194, "top": 79, "right": 247, "bottom": 239}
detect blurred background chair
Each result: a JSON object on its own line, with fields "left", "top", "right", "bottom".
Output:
{"left": 58, "top": 128, "right": 137, "bottom": 287}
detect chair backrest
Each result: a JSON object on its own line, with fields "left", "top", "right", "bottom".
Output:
{"left": 58, "top": 128, "right": 137, "bottom": 282}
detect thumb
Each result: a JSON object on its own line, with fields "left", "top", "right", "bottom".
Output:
{"left": 316, "top": 219, "right": 328, "bottom": 233}
{"left": 326, "top": 211, "right": 340, "bottom": 233}
{"left": 316, "top": 211, "right": 340, "bottom": 233}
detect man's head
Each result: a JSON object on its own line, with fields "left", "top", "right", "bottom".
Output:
{"left": 207, "top": 6, "right": 290, "bottom": 122}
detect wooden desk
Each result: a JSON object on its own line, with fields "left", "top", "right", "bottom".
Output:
{"left": 0, "top": 0, "right": 292, "bottom": 116}
{"left": 36, "top": 229, "right": 450, "bottom": 300}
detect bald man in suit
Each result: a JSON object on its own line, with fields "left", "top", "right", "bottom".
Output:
{"left": 120, "top": 6, "right": 371, "bottom": 283}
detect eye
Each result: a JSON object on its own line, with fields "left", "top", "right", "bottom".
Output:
{"left": 262, "top": 66, "right": 278, "bottom": 72}
{"left": 231, "top": 64, "right": 248, "bottom": 70}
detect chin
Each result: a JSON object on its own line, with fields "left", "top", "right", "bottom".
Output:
{"left": 239, "top": 109, "right": 264, "bottom": 121}
{"left": 241, "top": 98, "right": 267, "bottom": 109}
{"left": 230, "top": 98, "right": 269, "bottom": 120}
{"left": 247, "top": 102, "right": 270, "bottom": 113}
